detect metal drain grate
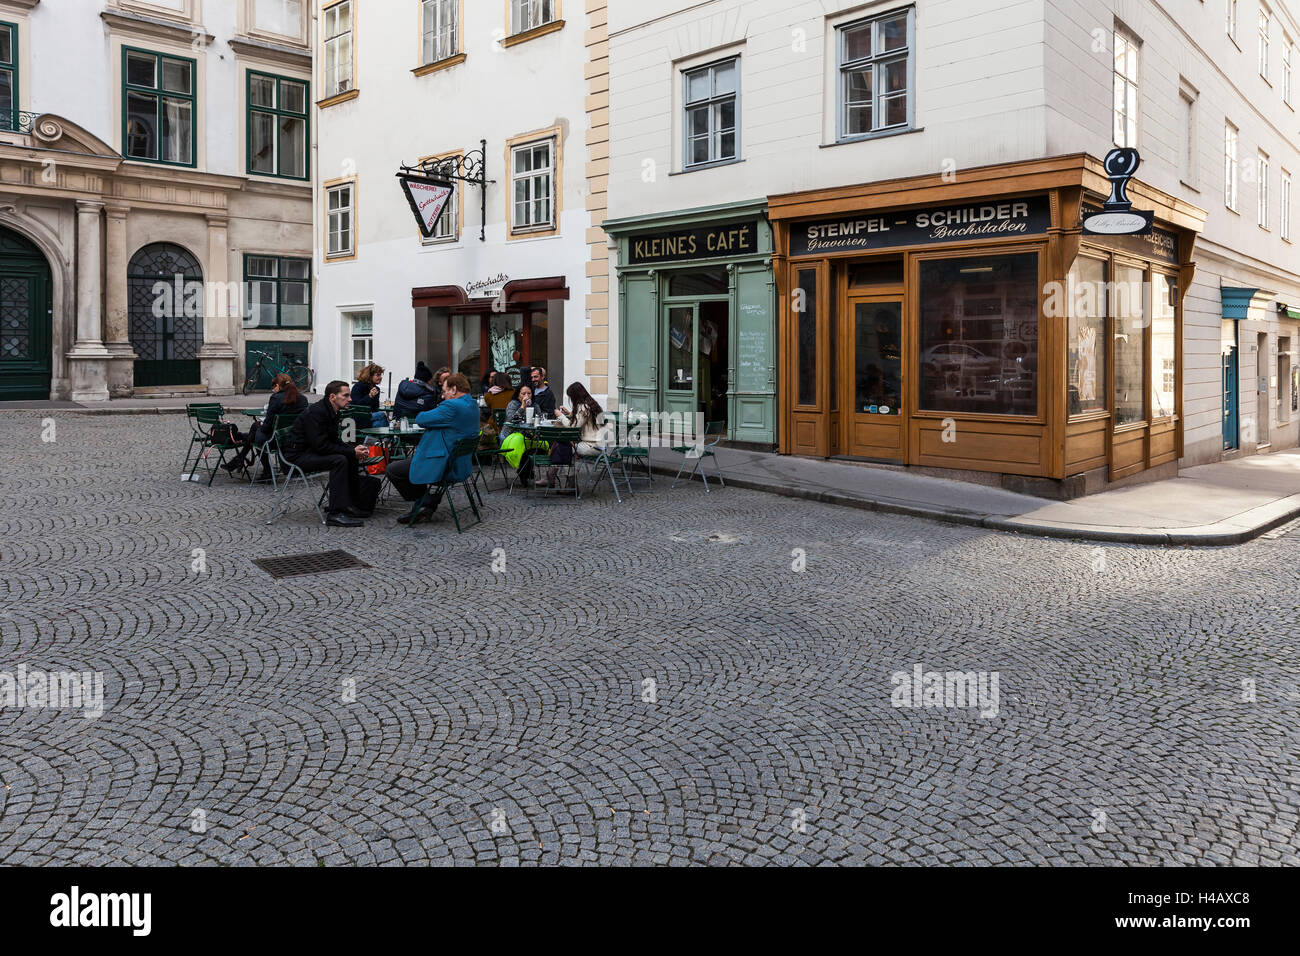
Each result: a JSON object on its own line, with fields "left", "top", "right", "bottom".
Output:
{"left": 253, "top": 549, "right": 371, "bottom": 580}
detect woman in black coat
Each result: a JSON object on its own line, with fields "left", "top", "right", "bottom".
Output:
{"left": 223, "top": 374, "right": 309, "bottom": 474}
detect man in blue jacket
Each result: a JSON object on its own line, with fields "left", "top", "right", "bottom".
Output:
{"left": 386, "top": 371, "right": 480, "bottom": 524}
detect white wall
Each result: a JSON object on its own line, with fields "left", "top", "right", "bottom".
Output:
{"left": 312, "top": 5, "right": 590, "bottom": 393}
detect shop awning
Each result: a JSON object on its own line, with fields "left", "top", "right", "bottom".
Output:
{"left": 1286, "top": 308, "right": 1300, "bottom": 322}
{"left": 1221, "top": 287, "right": 1259, "bottom": 320}
{"left": 411, "top": 276, "right": 569, "bottom": 312}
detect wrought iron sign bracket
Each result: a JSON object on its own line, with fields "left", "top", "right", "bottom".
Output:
{"left": 397, "top": 139, "right": 494, "bottom": 242}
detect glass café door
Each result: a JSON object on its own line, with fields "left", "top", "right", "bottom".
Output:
{"left": 843, "top": 295, "right": 904, "bottom": 461}
{"left": 663, "top": 303, "right": 698, "bottom": 423}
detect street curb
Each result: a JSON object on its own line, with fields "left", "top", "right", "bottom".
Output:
{"left": 649, "top": 463, "right": 1300, "bottom": 547}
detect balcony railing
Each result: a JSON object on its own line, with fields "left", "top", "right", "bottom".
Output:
{"left": 0, "top": 111, "right": 39, "bottom": 134}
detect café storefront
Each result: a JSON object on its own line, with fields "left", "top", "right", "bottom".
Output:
{"left": 768, "top": 155, "right": 1206, "bottom": 495}
{"left": 604, "top": 200, "right": 777, "bottom": 445}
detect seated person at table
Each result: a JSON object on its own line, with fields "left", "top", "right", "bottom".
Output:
{"left": 556, "top": 382, "right": 607, "bottom": 458}
{"left": 500, "top": 384, "right": 533, "bottom": 442}
{"left": 387, "top": 373, "right": 480, "bottom": 524}
{"left": 351, "top": 363, "right": 388, "bottom": 427}
{"left": 392, "top": 361, "right": 439, "bottom": 422}
{"left": 223, "top": 373, "right": 308, "bottom": 474}
{"left": 482, "top": 371, "right": 515, "bottom": 412}
{"left": 282, "top": 381, "right": 371, "bottom": 527}
{"left": 529, "top": 366, "right": 557, "bottom": 417}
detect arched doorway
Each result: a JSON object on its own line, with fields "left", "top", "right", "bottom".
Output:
{"left": 0, "top": 226, "right": 54, "bottom": 400}
{"left": 129, "top": 243, "right": 203, "bottom": 386}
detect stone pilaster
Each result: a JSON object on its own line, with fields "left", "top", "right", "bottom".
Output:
{"left": 103, "top": 204, "right": 137, "bottom": 397}
{"left": 197, "top": 213, "right": 237, "bottom": 395}
{"left": 67, "top": 199, "right": 110, "bottom": 401}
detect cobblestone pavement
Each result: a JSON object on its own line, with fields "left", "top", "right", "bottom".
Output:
{"left": 0, "top": 413, "right": 1297, "bottom": 866}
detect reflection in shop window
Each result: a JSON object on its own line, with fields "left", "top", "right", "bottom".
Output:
{"left": 796, "top": 270, "right": 817, "bottom": 406}
{"left": 1113, "top": 264, "right": 1146, "bottom": 426}
{"left": 854, "top": 301, "right": 901, "bottom": 413}
{"left": 1068, "top": 257, "right": 1107, "bottom": 415}
{"left": 667, "top": 306, "right": 694, "bottom": 391}
{"left": 917, "top": 253, "right": 1038, "bottom": 415}
{"left": 668, "top": 269, "right": 728, "bottom": 297}
{"left": 1151, "top": 273, "right": 1176, "bottom": 419}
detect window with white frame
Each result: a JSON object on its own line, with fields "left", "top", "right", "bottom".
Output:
{"left": 510, "top": 138, "right": 554, "bottom": 232}
{"left": 1179, "top": 85, "right": 1197, "bottom": 184}
{"left": 837, "top": 7, "right": 912, "bottom": 139}
{"left": 422, "top": 0, "right": 457, "bottom": 64}
{"left": 683, "top": 57, "right": 738, "bottom": 167}
{"left": 326, "top": 182, "right": 354, "bottom": 257}
{"left": 1282, "top": 170, "right": 1292, "bottom": 240}
{"left": 1225, "top": 122, "right": 1239, "bottom": 210}
{"left": 322, "top": 1, "right": 353, "bottom": 98}
{"left": 1113, "top": 27, "right": 1139, "bottom": 148}
{"left": 1259, "top": 151, "right": 1270, "bottom": 228}
{"left": 1226, "top": 0, "right": 1238, "bottom": 41}
{"left": 1285, "top": 37, "right": 1293, "bottom": 104}
{"left": 251, "top": 0, "right": 304, "bottom": 39}
{"left": 511, "top": 0, "right": 556, "bottom": 35}
{"left": 1260, "top": 3, "right": 1271, "bottom": 79}
{"left": 347, "top": 311, "right": 373, "bottom": 379}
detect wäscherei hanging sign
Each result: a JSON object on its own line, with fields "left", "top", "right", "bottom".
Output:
{"left": 398, "top": 173, "right": 454, "bottom": 240}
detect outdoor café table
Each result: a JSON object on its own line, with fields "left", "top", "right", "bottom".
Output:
{"left": 360, "top": 425, "right": 425, "bottom": 461}
{"left": 512, "top": 422, "right": 578, "bottom": 495}
{"left": 240, "top": 407, "right": 268, "bottom": 419}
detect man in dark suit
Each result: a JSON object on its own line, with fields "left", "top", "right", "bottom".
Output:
{"left": 283, "top": 380, "right": 371, "bottom": 527}
{"left": 387, "top": 372, "right": 480, "bottom": 524}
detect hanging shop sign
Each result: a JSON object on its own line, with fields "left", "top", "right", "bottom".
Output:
{"left": 628, "top": 221, "right": 760, "bottom": 265}
{"left": 398, "top": 174, "right": 453, "bottom": 239}
{"left": 1081, "top": 206, "right": 1178, "bottom": 263}
{"left": 1081, "top": 148, "right": 1154, "bottom": 236}
{"left": 788, "top": 195, "right": 1051, "bottom": 257}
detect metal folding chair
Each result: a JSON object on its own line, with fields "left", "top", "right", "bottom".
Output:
{"left": 265, "top": 426, "right": 329, "bottom": 525}
{"left": 192, "top": 406, "right": 241, "bottom": 486}
{"left": 181, "top": 403, "right": 224, "bottom": 479}
{"left": 671, "top": 420, "right": 727, "bottom": 491}
{"left": 403, "top": 435, "right": 482, "bottom": 533}
{"left": 607, "top": 410, "right": 653, "bottom": 489}
{"left": 579, "top": 442, "right": 633, "bottom": 503}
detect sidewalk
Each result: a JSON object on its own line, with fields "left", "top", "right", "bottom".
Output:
{"left": 0, "top": 394, "right": 286, "bottom": 414}
{"left": 648, "top": 444, "right": 1300, "bottom": 546}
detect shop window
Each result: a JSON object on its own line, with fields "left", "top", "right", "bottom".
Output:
{"left": 123, "top": 48, "right": 196, "bottom": 167}
{"left": 1068, "top": 257, "right": 1107, "bottom": 416}
{"left": 1151, "top": 273, "right": 1176, "bottom": 420}
{"left": 849, "top": 258, "right": 903, "bottom": 286}
{"left": 854, "top": 302, "right": 902, "bottom": 414}
{"left": 917, "top": 253, "right": 1039, "bottom": 416}
{"left": 683, "top": 57, "right": 738, "bottom": 168}
{"left": 796, "top": 270, "right": 818, "bottom": 407}
{"left": 667, "top": 306, "right": 694, "bottom": 391}
{"left": 346, "top": 310, "right": 372, "bottom": 380}
{"left": 1112, "top": 263, "right": 1146, "bottom": 426}
{"left": 837, "top": 7, "right": 913, "bottom": 140}
{"left": 668, "top": 269, "right": 728, "bottom": 297}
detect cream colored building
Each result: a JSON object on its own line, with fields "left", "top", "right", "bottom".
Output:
{"left": 0, "top": 0, "right": 313, "bottom": 401}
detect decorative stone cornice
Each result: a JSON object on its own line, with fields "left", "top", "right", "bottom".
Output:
{"left": 228, "top": 37, "right": 311, "bottom": 71}
{"left": 0, "top": 0, "right": 41, "bottom": 11}
{"left": 100, "top": 9, "right": 215, "bottom": 46}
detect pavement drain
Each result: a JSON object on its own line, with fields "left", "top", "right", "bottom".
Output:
{"left": 252, "top": 549, "right": 372, "bottom": 580}
{"left": 668, "top": 530, "right": 745, "bottom": 544}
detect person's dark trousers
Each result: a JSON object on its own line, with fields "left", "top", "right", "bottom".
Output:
{"left": 289, "top": 452, "right": 359, "bottom": 514}
{"left": 386, "top": 459, "right": 443, "bottom": 509}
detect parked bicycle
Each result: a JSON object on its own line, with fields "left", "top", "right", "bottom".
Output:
{"left": 243, "top": 349, "right": 313, "bottom": 395}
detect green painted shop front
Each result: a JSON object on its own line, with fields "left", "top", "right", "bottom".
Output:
{"left": 605, "top": 200, "right": 776, "bottom": 446}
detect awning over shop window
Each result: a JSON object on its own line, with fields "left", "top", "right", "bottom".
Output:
{"left": 1285, "top": 308, "right": 1300, "bottom": 322}
{"left": 411, "top": 276, "right": 569, "bottom": 312}
{"left": 1220, "top": 287, "right": 1259, "bottom": 320}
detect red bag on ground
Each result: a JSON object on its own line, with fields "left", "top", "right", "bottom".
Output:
{"left": 364, "top": 444, "right": 387, "bottom": 476}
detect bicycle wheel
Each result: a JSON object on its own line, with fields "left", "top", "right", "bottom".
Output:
{"left": 242, "top": 363, "right": 262, "bottom": 395}
{"left": 289, "top": 364, "right": 311, "bottom": 392}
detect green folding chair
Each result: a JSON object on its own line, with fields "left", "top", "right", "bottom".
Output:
{"left": 671, "top": 420, "right": 726, "bottom": 492}
{"left": 403, "top": 435, "right": 482, "bottom": 533}
{"left": 248, "top": 411, "right": 300, "bottom": 490}
{"left": 181, "top": 403, "right": 224, "bottom": 478}
{"left": 192, "top": 406, "right": 240, "bottom": 486}
{"left": 608, "top": 410, "right": 653, "bottom": 489}
{"left": 265, "top": 424, "right": 329, "bottom": 526}
{"left": 579, "top": 442, "right": 633, "bottom": 503}
{"left": 525, "top": 426, "right": 582, "bottom": 501}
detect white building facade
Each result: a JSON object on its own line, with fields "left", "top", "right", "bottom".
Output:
{"left": 0, "top": 0, "right": 314, "bottom": 401}
{"left": 604, "top": 0, "right": 1300, "bottom": 490}
{"left": 311, "top": 0, "right": 598, "bottom": 402}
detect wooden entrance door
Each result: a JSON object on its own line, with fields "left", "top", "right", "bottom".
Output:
{"left": 842, "top": 294, "right": 904, "bottom": 460}
{"left": 0, "top": 226, "right": 53, "bottom": 401}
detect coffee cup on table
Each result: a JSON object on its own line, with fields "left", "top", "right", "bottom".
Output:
{"left": 525, "top": 406, "right": 535, "bottom": 423}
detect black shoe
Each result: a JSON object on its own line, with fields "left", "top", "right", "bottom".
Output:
{"left": 326, "top": 512, "right": 364, "bottom": 527}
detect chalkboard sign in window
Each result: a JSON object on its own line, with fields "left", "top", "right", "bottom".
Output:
{"left": 797, "top": 269, "right": 818, "bottom": 407}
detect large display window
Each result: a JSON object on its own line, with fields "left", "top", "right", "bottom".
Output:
{"left": 918, "top": 252, "right": 1039, "bottom": 416}
{"left": 1067, "top": 256, "right": 1107, "bottom": 416}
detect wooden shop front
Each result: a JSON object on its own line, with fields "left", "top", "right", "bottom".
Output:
{"left": 768, "top": 155, "right": 1206, "bottom": 493}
